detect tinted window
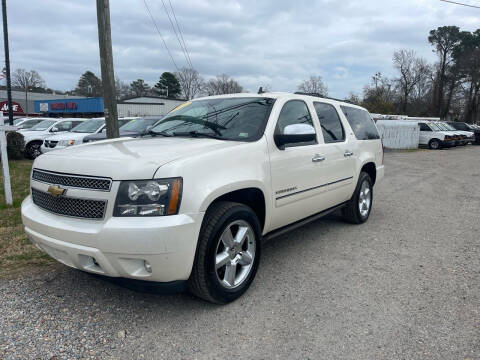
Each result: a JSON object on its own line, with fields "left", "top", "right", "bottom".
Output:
{"left": 151, "top": 97, "right": 274, "bottom": 142}
{"left": 419, "top": 123, "right": 431, "bottom": 131}
{"left": 340, "top": 106, "right": 380, "bottom": 140}
{"left": 276, "top": 100, "right": 316, "bottom": 147}
{"left": 313, "top": 102, "right": 344, "bottom": 143}
{"left": 451, "top": 122, "right": 468, "bottom": 131}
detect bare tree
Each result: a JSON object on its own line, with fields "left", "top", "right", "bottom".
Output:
{"left": 393, "top": 49, "right": 430, "bottom": 112}
{"left": 297, "top": 75, "right": 328, "bottom": 96}
{"left": 12, "top": 68, "right": 46, "bottom": 114}
{"left": 204, "top": 74, "right": 243, "bottom": 96}
{"left": 115, "top": 77, "right": 130, "bottom": 100}
{"left": 12, "top": 68, "right": 46, "bottom": 90}
{"left": 175, "top": 67, "right": 204, "bottom": 100}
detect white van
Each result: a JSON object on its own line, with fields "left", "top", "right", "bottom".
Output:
{"left": 417, "top": 121, "right": 455, "bottom": 149}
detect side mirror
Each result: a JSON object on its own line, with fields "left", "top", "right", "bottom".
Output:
{"left": 101, "top": 128, "right": 106, "bottom": 132}
{"left": 50, "top": 126, "right": 59, "bottom": 132}
{"left": 274, "top": 123, "right": 316, "bottom": 150}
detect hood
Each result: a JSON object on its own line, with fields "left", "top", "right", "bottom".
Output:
{"left": 44, "top": 132, "right": 88, "bottom": 142}
{"left": 19, "top": 130, "right": 50, "bottom": 142}
{"left": 33, "top": 136, "right": 244, "bottom": 180}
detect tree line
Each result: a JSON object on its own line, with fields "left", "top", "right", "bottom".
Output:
{"left": 348, "top": 26, "right": 480, "bottom": 123}
{"left": 6, "top": 25, "right": 478, "bottom": 123}
{"left": 73, "top": 69, "right": 244, "bottom": 101}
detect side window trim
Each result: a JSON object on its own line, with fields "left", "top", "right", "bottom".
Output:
{"left": 313, "top": 101, "right": 346, "bottom": 144}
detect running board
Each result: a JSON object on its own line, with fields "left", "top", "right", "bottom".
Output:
{"left": 262, "top": 202, "right": 347, "bottom": 242}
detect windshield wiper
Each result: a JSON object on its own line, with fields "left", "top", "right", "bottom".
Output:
{"left": 172, "top": 131, "right": 223, "bottom": 139}
{"left": 147, "top": 129, "right": 173, "bottom": 137}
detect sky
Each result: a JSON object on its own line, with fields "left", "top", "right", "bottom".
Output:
{"left": 2, "top": 0, "right": 479, "bottom": 98}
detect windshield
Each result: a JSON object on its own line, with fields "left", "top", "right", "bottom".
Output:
{"left": 428, "top": 122, "right": 442, "bottom": 131}
{"left": 120, "top": 118, "right": 159, "bottom": 132}
{"left": 29, "top": 120, "right": 56, "bottom": 131}
{"left": 17, "top": 120, "right": 41, "bottom": 129}
{"left": 435, "top": 123, "right": 449, "bottom": 131}
{"left": 71, "top": 119, "right": 105, "bottom": 133}
{"left": 13, "top": 118, "right": 27, "bottom": 125}
{"left": 443, "top": 123, "right": 456, "bottom": 131}
{"left": 150, "top": 97, "right": 275, "bottom": 141}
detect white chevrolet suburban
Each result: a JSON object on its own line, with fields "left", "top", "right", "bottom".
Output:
{"left": 21, "top": 93, "right": 384, "bottom": 303}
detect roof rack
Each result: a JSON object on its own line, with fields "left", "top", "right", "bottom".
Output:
{"left": 293, "top": 92, "right": 352, "bottom": 104}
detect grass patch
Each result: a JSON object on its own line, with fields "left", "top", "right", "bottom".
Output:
{"left": 0, "top": 159, "right": 54, "bottom": 278}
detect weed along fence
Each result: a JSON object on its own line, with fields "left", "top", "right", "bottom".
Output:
{"left": 376, "top": 120, "right": 420, "bottom": 149}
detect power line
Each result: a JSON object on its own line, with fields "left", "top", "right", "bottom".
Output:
{"left": 142, "top": 0, "right": 180, "bottom": 72}
{"left": 168, "top": 0, "right": 194, "bottom": 69}
{"left": 439, "top": 0, "right": 480, "bottom": 9}
{"left": 160, "top": 0, "right": 193, "bottom": 70}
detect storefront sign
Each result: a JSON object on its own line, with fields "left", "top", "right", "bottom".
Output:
{"left": 50, "top": 102, "right": 78, "bottom": 110}
{"left": 0, "top": 101, "right": 24, "bottom": 114}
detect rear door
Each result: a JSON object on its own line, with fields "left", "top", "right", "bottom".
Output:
{"left": 311, "top": 102, "right": 356, "bottom": 204}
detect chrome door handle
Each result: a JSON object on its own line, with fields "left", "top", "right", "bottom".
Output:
{"left": 312, "top": 154, "right": 326, "bottom": 162}
{"left": 344, "top": 151, "right": 354, "bottom": 157}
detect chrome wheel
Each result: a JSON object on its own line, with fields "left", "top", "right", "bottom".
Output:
{"left": 358, "top": 180, "right": 371, "bottom": 218}
{"left": 215, "top": 220, "right": 256, "bottom": 289}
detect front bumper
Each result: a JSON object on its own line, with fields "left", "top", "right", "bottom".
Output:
{"left": 22, "top": 196, "right": 204, "bottom": 282}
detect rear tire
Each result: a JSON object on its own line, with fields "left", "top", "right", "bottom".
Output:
{"left": 188, "top": 201, "right": 261, "bottom": 304}
{"left": 342, "top": 172, "right": 373, "bottom": 224}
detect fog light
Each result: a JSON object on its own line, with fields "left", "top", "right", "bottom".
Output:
{"left": 144, "top": 260, "right": 152, "bottom": 273}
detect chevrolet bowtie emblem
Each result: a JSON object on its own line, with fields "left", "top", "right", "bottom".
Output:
{"left": 47, "top": 185, "right": 66, "bottom": 197}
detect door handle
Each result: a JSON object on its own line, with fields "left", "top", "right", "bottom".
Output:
{"left": 344, "top": 151, "right": 354, "bottom": 157}
{"left": 312, "top": 154, "right": 326, "bottom": 162}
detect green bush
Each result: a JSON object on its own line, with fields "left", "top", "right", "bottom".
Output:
{"left": 6, "top": 131, "right": 25, "bottom": 160}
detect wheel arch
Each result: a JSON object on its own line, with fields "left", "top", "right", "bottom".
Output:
{"left": 360, "top": 161, "right": 377, "bottom": 185}
{"left": 201, "top": 187, "right": 267, "bottom": 232}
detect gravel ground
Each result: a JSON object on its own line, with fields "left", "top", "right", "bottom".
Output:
{"left": 1, "top": 147, "right": 479, "bottom": 360}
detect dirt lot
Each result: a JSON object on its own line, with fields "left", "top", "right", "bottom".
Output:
{"left": 1, "top": 147, "right": 479, "bottom": 359}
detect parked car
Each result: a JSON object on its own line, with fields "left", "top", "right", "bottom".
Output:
{"left": 417, "top": 121, "right": 455, "bottom": 149}
{"left": 19, "top": 118, "right": 86, "bottom": 159}
{"left": 13, "top": 118, "right": 48, "bottom": 130}
{"left": 41, "top": 118, "right": 107, "bottom": 154}
{"left": 439, "top": 122, "right": 473, "bottom": 145}
{"left": 82, "top": 117, "right": 162, "bottom": 143}
{"left": 21, "top": 92, "right": 384, "bottom": 303}
{"left": 447, "top": 121, "right": 480, "bottom": 144}
{"left": 434, "top": 122, "right": 465, "bottom": 146}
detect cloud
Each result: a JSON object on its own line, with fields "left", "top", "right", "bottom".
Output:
{"left": 2, "top": 0, "right": 477, "bottom": 97}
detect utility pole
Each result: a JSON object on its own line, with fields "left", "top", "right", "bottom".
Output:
{"left": 96, "top": 0, "right": 119, "bottom": 138}
{"left": 2, "top": 0, "right": 13, "bottom": 125}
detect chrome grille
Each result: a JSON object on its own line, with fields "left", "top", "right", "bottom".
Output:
{"left": 31, "top": 188, "right": 107, "bottom": 219}
{"left": 32, "top": 169, "right": 111, "bottom": 191}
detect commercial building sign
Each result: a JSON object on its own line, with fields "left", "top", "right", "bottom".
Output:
{"left": 49, "top": 102, "right": 78, "bottom": 111}
{"left": 0, "top": 101, "right": 24, "bottom": 114}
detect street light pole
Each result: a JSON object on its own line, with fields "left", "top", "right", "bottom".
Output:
{"left": 1, "top": 0, "right": 13, "bottom": 125}
{"left": 96, "top": 0, "right": 119, "bottom": 138}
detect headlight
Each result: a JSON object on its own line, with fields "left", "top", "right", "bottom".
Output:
{"left": 114, "top": 178, "right": 182, "bottom": 217}
{"left": 58, "top": 140, "right": 76, "bottom": 146}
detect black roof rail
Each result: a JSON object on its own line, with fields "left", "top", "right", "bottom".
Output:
{"left": 293, "top": 92, "right": 352, "bottom": 103}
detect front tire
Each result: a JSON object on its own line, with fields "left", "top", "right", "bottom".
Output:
{"left": 188, "top": 201, "right": 261, "bottom": 304}
{"left": 429, "top": 139, "right": 441, "bottom": 150}
{"left": 26, "top": 141, "right": 42, "bottom": 159}
{"left": 342, "top": 172, "right": 373, "bottom": 224}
